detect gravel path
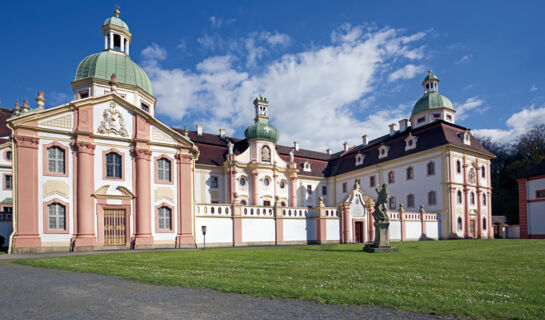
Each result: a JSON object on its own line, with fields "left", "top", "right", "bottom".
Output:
{"left": 0, "top": 262, "right": 452, "bottom": 320}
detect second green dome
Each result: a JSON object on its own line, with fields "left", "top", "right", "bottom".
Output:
{"left": 244, "top": 120, "right": 279, "bottom": 143}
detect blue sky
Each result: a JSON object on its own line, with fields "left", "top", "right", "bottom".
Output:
{"left": 1, "top": 1, "right": 544, "bottom": 150}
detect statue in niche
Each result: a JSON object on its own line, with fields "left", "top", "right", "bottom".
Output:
{"left": 261, "top": 146, "right": 271, "bottom": 163}
{"left": 364, "top": 183, "right": 398, "bottom": 253}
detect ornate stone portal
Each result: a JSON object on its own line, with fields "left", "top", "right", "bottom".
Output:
{"left": 364, "top": 183, "right": 399, "bottom": 253}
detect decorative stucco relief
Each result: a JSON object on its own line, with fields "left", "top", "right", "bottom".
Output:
{"left": 43, "top": 180, "right": 69, "bottom": 198}
{"left": 155, "top": 187, "right": 174, "bottom": 202}
{"left": 39, "top": 114, "right": 72, "bottom": 130}
{"left": 97, "top": 102, "right": 128, "bottom": 137}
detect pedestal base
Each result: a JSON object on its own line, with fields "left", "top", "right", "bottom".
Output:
{"left": 363, "top": 243, "right": 399, "bottom": 253}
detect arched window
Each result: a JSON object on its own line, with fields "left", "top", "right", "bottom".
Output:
{"left": 456, "top": 160, "right": 461, "bottom": 174}
{"left": 457, "top": 190, "right": 462, "bottom": 204}
{"left": 279, "top": 180, "right": 286, "bottom": 189}
{"left": 261, "top": 146, "right": 271, "bottom": 163}
{"left": 457, "top": 217, "right": 463, "bottom": 231}
{"left": 428, "top": 191, "right": 437, "bottom": 205}
{"left": 48, "top": 203, "right": 66, "bottom": 230}
{"left": 157, "top": 158, "right": 171, "bottom": 182}
{"left": 6, "top": 151, "right": 12, "bottom": 161}
{"left": 427, "top": 162, "right": 435, "bottom": 176}
{"left": 240, "top": 177, "right": 246, "bottom": 186}
{"left": 483, "top": 193, "right": 487, "bottom": 205}
{"left": 470, "top": 192, "right": 475, "bottom": 205}
{"left": 483, "top": 218, "right": 487, "bottom": 230}
{"left": 106, "top": 152, "right": 122, "bottom": 178}
{"left": 158, "top": 206, "right": 172, "bottom": 230}
{"left": 481, "top": 166, "right": 486, "bottom": 178}
{"left": 48, "top": 146, "right": 65, "bottom": 174}
{"left": 240, "top": 200, "right": 247, "bottom": 205}
{"left": 264, "top": 178, "right": 270, "bottom": 186}
{"left": 406, "top": 167, "right": 414, "bottom": 180}
{"left": 388, "top": 171, "right": 395, "bottom": 184}
{"left": 407, "top": 194, "right": 415, "bottom": 208}
{"left": 388, "top": 197, "right": 396, "bottom": 210}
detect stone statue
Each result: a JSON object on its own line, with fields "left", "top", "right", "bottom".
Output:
{"left": 364, "top": 183, "right": 398, "bottom": 253}
{"left": 227, "top": 140, "right": 234, "bottom": 155}
{"left": 289, "top": 149, "right": 294, "bottom": 162}
{"left": 373, "top": 183, "right": 390, "bottom": 221}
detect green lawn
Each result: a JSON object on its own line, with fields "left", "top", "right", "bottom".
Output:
{"left": 15, "top": 240, "right": 545, "bottom": 319}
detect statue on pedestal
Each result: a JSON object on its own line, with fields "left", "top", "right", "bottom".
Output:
{"left": 364, "top": 183, "right": 398, "bottom": 253}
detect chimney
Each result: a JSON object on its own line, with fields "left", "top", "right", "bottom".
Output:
{"left": 294, "top": 141, "right": 300, "bottom": 151}
{"left": 389, "top": 123, "right": 397, "bottom": 136}
{"left": 35, "top": 91, "right": 46, "bottom": 110}
{"left": 362, "top": 134, "right": 368, "bottom": 146}
{"left": 219, "top": 128, "right": 226, "bottom": 140}
{"left": 343, "top": 141, "right": 349, "bottom": 152}
{"left": 326, "top": 148, "right": 331, "bottom": 155}
{"left": 398, "top": 119, "right": 408, "bottom": 132}
{"left": 196, "top": 124, "right": 203, "bottom": 136}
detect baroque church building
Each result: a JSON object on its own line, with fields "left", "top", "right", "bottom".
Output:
{"left": 1, "top": 11, "right": 495, "bottom": 253}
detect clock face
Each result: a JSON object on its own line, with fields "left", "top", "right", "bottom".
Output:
{"left": 468, "top": 168, "right": 476, "bottom": 184}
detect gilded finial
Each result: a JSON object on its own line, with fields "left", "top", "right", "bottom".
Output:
{"left": 114, "top": 5, "right": 120, "bottom": 18}
{"left": 428, "top": 69, "right": 432, "bottom": 75}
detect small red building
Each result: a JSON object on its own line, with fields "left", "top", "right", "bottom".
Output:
{"left": 517, "top": 160, "right": 545, "bottom": 238}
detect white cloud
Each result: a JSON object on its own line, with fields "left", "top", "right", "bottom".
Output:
{"left": 143, "top": 26, "right": 427, "bottom": 150}
{"left": 48, "top": 91, "right": 71, "bottom": 106}
{"left": 530, "top": 84, "right": 538, "bottom": 92}
{"left": 456, "top": 54, "right": 472, "bottom": 64}
{"left": 473, "top": 104, "right": 545, "bottom": 143}
{"left": 209, "top": 16, "right": 236, "bottom": 28}
{"left": 388, "top": 64, "right": 424, "bottom": 82}
{"left": 455, "top": 96, "right": 487, "bottom": 120}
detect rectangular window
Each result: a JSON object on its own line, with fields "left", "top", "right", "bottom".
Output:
{"left": 263, "top": 200, "right": 271, "bottom": 206}
{"left": 447, "top": 114, "right": 453, "bottom": 121}
{"left": 48, "top": 147, "right": 66, "bottom": 174}
{"left": 48, "top": 203, "right": 66, "bottom": 230}
{"left": 537, "top": 190, "right": 545, "bottom": 198}
{"left": 158, "top": 207, "right": 172, "bottom": 230}
{"left": 78, "top": 90, "right": 89, "bottom": 99}
{"left": 322, "top": 186, "right": 327, "bottom": 195}
{"left": 106, "top": 153, "right": 122, "bottom": 178}
{"left": 211, "top": 176, "right": 218, "bottom": 188}
{"left": 370, "top": 176, "right": 376, "bottom": 188}
{"left": 307, "top": 185, "right": 312, "bottom": 195}
{"left": 432, "top": 113, "right": 441, "bottom": 119}
{"left": 141, "top": 103, "right": 150, "bottom": 112}
{"left": 417, "top": 116, "right": 425, "bottom": 124}
{"left": 4, "top": 175, "right": 12, "bottom": 189}
{"left": 342, "top": 183, "right": 347, "bottom": 193}
{"left": 157, "top": 158, "right": 171, "bottom": 182}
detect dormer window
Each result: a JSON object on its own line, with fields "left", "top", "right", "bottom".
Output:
{"left": 378, "top": 145, "right": 390, "bottom": 159}
{"left": 355, "top": 153, "right": 364, "bottom": 166}
{"left": 404, "top": 133, "right": 418, "bottom": 151}
{"left": 303, "top": 161, "right": 311, "bottom": 172}
{"left": 461, "top": 131, "right": 471, "bottom": 145}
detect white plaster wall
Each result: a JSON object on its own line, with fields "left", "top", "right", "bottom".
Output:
{"left": 38, "top": 138, "right": 74, "bottom": 243}
{"left": 389, "top": 221, "right": 401, "bottom": 240}
{"left": 195, "top": 217, "right": 233, "bottom": 244}
{"left": 234, "top": 169, "right": 250, "bottom": 204}
{"left": 195, "top": 168, "right": 225, "bottom": 204}
{"left": 283, "top": 219, "right": 316, "bottom": 242}
{"left": 242, "top": 218, "right": 275, "bottom": 243}
{"left": 528, "top": 178, "right": 545, "bottom": 200}
{"left": 528, "top": 202, "right": 545, "bottom": 235}
{"left": 150, "top": 151, "right": 178, "bottom": 240}
{"left": 405, "top": 221, "right": 422, "bottom": 240}
{"left": 426, "top": 221, "right": 439, "bottom": 239}
{"left": 326, "top": 219, "right": 340, "bottom": 241}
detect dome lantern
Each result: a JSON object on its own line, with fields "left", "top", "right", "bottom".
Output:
{"left": 102, "top": 7, "right": 132, "bottom": 55}
{"left": 422, "top": 69, "right": 439, "bottom": 95}
{"left": 244, "top": 95, "right": 279, "bottom": 143}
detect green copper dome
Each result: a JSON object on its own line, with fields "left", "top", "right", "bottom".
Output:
{"left": 244, "top": 119, "right": 279, "bottom": 143}
{"left": 411, "top": 92, "right": 453, "bottom": 116}
{"left": 74, "top": 51, "right": 153, "bottom": 95}
{"left": 103, "top": 16, "right": 130, "bottom": 31}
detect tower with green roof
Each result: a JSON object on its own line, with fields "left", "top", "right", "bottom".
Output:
{"left": 409, "top": 70, "right": 456, "bottom": 128}
{"left": 244, "top": 95, "right": 280, "bottom": 143}
{"left": 71, "top": 8, "right": 156, "bottom": 115}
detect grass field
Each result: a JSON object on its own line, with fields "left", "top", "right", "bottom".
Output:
{"left": 15, "top": 240, "right": 545, "bottom": 319}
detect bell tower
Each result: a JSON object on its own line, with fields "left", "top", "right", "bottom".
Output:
{"left": 102, "top": 8, "right": 132, "bottom": 55}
